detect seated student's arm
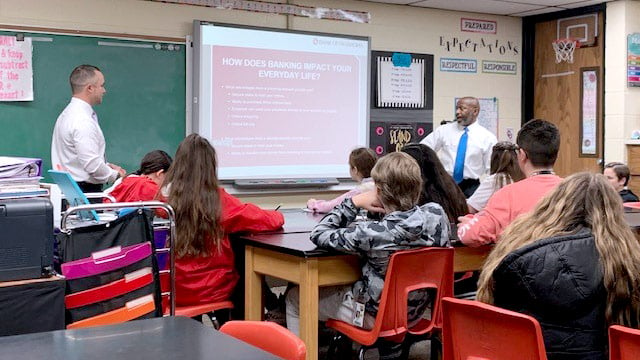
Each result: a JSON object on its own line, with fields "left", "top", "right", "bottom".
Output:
{"left": 457, "top": 188, "right": 512, "bottom": 247}
{"left": 220, "top": 188, "right": 284, "bottom": 233}
{"left": 307, "top": 187, "right": 361, "bottom": 213}
{"left": 310, "top": 192, "right": 386, "bottom": 253}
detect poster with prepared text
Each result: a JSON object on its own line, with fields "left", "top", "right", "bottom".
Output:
{"left": 0, "top": 36, "right": 33, "bottom": 101}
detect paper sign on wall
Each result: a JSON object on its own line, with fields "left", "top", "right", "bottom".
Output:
{"left": 377, "top": 56, "right": 425, "bottom": 107}
{"left": 0, "top": 36, "right": 33, "bottom": 101}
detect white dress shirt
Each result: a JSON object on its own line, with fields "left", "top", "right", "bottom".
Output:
{"left": 51, "top": 97, "right": 117, "bottom": 184}
{"left": 420, "top": 121, "right": 497, "bottom": 180}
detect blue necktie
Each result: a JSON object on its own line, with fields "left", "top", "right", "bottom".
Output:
{"left": 453, "top": 127, "right": 468, "bottom": 183}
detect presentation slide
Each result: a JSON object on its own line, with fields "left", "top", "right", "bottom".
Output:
{"left": 194, "top": 22, "right": 370, "bottom": 180}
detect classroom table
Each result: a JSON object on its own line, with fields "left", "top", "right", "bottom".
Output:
{"left": 0, "top": 316, "right": 279, "bottom": 360}
{"left": 239, "top": 209, "right": 492, "bottom": 360}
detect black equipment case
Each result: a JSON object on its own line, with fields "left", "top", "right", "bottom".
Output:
{"left": 0, "top": 198, "right": 54, "bottom": 281}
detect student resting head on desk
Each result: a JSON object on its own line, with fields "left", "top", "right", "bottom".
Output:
{"left": 159, "top": 134, "right": 284, "bottom": 309}
{"left": 477, "top": 172, "right": 640, "bottom": 360}
{"left": 286, "top": 151, "right": 450, "bottom": 360}
{"left": 104, "top": 149, "right": 172, "bottom": 202}
{"left": 306, "top": 147, "right": 377, "bottom": 213}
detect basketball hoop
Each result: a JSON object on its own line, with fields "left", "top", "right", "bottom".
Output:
{"left": 552, "top": 38, "right": 580, "bottom": 64}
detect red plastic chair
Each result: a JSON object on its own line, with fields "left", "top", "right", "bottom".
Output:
{"left": 160, "top": 272, "right": 233, "bottom": 329}
{"left": 326, "top": 247, "right": 454, "bottom": 360}
{"left": 442, "top": 297, "right": 548, "bottom": 360}
{"left": 220, "top": 320, "right": 306, "bottom": 360}
{"left": 609, "top": 325, "right": 640, "bottom": 360}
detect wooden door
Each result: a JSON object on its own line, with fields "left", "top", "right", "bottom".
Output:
{"left": 533, "top": 13, "right": 604, "bottom": 176}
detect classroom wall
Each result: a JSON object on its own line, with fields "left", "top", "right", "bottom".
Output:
{"left": 0, "top": 0, "right": 522, "bottom": 207}
{"left": 605, "top": 0, "right": 640, "bottom": 163}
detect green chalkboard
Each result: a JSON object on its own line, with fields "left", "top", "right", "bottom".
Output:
{"left": 0, "top": 31, "right": 186, "bottom": 182}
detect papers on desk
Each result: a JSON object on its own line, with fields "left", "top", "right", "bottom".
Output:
{"left": 0, "top": 176, "right": 48, "bottom": 199}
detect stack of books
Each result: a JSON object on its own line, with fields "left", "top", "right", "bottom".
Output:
{"left": 0, "top": 156, "right": 47, "bottom": 199}
{"left": 0, "top": 177, "right": 48, "bottom": 199}
{"left": 0, "top": 156, "right": 41, "bottom": 178}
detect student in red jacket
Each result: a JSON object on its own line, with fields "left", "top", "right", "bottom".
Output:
{"left": 161, "top": 134, "right": 284, "bottom": 307}
{"left": 106, "top": 150, "right": 172, "bottom": 202}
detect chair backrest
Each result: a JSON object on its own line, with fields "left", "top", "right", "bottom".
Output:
{"left": 219, "top": 321, "right": 306, "bottom": 360}
{"left": 609, "top": 325, "right": 640, "bottom": 360}
{"left": 374, "top": 247, "right": 454, "bottom": 339}
{"left": 442, "top": 297, "right": 547, "bottom": 360}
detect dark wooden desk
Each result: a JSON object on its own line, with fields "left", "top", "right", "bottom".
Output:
{"left": 0, "top": 317, "right": 279, "bottom": 360}
{"left": 240, "top": 211, "right": 491, "bottom": 360}
{"left": 269, "top": 209, "right": 325, "bottom": 234}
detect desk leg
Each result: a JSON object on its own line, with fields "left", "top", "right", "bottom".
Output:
{"left": 245, "top": 246, "right": 263, "bottom": 320}
{"left": 299, "top": 258, "right": 319, "bottom": 360}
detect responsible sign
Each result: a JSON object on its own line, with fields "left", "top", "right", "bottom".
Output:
{"left": 482, "top": 60, "right": 517, "bottom": 75}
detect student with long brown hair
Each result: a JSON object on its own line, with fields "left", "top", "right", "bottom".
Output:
{"left": 477, "top": 172, "right": 640, "bottom": 360}
{"left": 467, "top": 141, "right": 525, "bottom": 213}
{"left": 162, "top": 134, "right": 284, "bottom": 307}
{"left": 401, "top": 143, "right": 468, "bottom": 222}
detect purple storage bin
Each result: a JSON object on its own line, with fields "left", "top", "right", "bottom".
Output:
{"left": 153, "top": 227, "right": 169, "bottom": 270}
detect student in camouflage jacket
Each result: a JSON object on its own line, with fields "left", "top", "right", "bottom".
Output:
{"left": 285, "top": 152, "right": 450, "bottom": 359}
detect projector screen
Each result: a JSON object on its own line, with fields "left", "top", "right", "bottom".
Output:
{"left": 193, "top": 21, "right": 370, "bottom": 180}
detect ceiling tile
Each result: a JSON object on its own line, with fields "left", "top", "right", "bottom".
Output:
{"left": 357, "top": 0, "right": 417, "bottom": 4}
{"left": 410, "top": 0, "right": 543, "bottom": 15}
{"left": 559, "top": 0, "right": 609, "bottom": 9}
{"left": 511, "top": 6, "right": 566, "bottom": 16}
{"left": 507, "top": 0, "right": 584, "bottom": 6}
{"left": 352, "top": 0, "right": 607, "bottom": 17}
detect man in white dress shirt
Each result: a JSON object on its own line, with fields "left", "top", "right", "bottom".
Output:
{"left": 420, "top": 97, "right": 497, "bottom": 197}
{"left": 51, "top": 65, "right": 125, "bottom": 193}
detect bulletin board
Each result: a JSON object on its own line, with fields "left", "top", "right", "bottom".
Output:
{"left": 369, "top": 50, "right": 434, "bottom": 156}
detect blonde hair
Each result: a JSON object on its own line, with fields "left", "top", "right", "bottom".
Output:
{"left": 371, "top": 152, "right": 422, "bottom": 212}
{"left": 477, "top": 172, "right": 640, "bottom": 328}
